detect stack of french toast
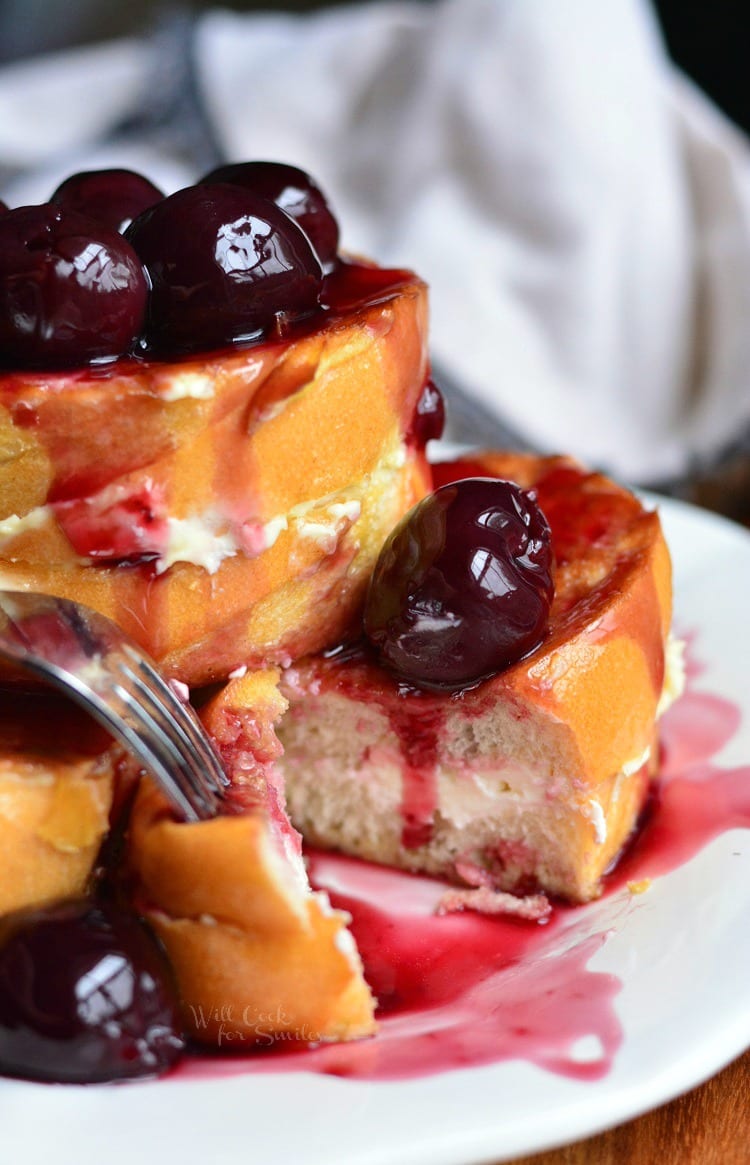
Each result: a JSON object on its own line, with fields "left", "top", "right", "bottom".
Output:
{"left": 0, "top": 162, "right": 680, "bottom": 1057}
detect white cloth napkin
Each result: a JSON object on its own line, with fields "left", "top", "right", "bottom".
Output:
{"left": 2, "top": 0, "right": 749, "bottom": 484}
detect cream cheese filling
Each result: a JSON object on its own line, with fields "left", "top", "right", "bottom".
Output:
{"left": 436, "top": 635, "right": 686, "bottom": 846}
{"left": 0, "top": 508, "right": 48, "bottom": 541}
{"left": 0, "top": 434, "right": 408, "bottom": 575}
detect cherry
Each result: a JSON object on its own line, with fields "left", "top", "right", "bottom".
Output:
{"left": 51, "top": 168, "right": 164, "bottom": 234}
{"left": 200, "top": 161, "right": 339, "bottom": 271}
{"left": 364, "top": 478, "right": 554, "bottom": 692}
{"left": 126, "top": 183, "right": 323, "bottom": 358}
{"left": 409, "top": 378, "right": 445, "bottom": 446}
{"left": 0, "top": 898, "right": 184, "bottom": 1083}
{"left": 0, "top": 204, "right": 148, "bottom": 369}
{"left": 0, "top": 200, "right": 8, "bottom": 215}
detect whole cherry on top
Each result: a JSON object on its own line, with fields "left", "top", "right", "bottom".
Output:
{"left": 125, "top": 182, "right": 324, "bottom": 358}
{"left": 51, "top": 168, "right": 164, "bottom": 234}
{"left": 364, "top": 478, "right": 555, "bottom": 692}
{"left": 0, "top": 203, "right": 148, "bottom": 370}
{"left": 0, "top": 162, "right": 342, "bottom": 369}
{"left": 200, "top": 161, "right": 340, "bottom": 273}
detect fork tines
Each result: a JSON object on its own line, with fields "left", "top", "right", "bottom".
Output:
{"left": 112, "top": 648, "right": 227, "bottom": 822}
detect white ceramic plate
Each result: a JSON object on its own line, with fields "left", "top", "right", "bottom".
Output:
{"left": 2, "top": 493, "right": 750, "bottom": 1165}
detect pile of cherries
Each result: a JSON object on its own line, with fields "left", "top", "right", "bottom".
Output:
{"left": 0, "top": 162, "right": 339, "bottom": 368}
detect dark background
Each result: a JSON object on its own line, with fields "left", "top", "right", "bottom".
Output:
{"left": 0, "top": 1, "right": 748, "bottom": 137}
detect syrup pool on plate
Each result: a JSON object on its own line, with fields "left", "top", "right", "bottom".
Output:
{"left": 177, "top": 638, "right": 750, "bottom": 1084}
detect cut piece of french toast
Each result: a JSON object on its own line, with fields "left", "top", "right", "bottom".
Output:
{"left": 127, "top": 668, "right": 377, "bottom": 1046}
{"left": 276, "top": 452, "right": 681, "bottom": 904}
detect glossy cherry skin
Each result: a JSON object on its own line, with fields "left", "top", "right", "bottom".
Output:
{"left": 364, "top": 478, "right": 554, "bottom": 692}
{"left": 126, "top": 183, "right": 324, "bottom": 358}
{"left": 51, "top": 168, "right": 164, "bottom": 234}
{"left": 0, "top": 898, "right": 185, "bottom": 1083}
{"left": 200, "top": 161, "right": 339, "bottom": 272}
{"left": 409, "top": 378, "right": 445, "bottom": 446}
{"left": 0, "top": 204, "right": 148, "bottom": 369}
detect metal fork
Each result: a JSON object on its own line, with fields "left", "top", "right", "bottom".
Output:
{"left": 0, "top": 591, "right": 227, "bottom": 822}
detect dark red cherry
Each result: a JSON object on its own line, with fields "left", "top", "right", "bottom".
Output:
{"left": 0, "top": 200, "right": 8, "bottom": 215}
{"left": 200, "top": 161, "right": 339, "bottom": 272}
{"left": 409, "top": 378, "right": 445, "bottom": 446}
{"left": 0, "top": 204, "right": 148, "bottom": 369}
{"left": 364, "top": 478, "right": 554, "bottom": 692}
{"left": 0, "top": 898, "right": 185, "bottom": 1083}
{"left": 126, "top": 183, "right": 323, "bottom": 358}
{"left": 51, "top": 168, "right": 163, "bottom": 234}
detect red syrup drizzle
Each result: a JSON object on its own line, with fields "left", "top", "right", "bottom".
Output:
{"left": 176, "top": 638, "right": 750, "bottom": 1086}
{"left": 389, "top": 700, "right": 443, "bottom": 849}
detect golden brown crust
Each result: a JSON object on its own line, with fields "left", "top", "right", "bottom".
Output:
{"left": 435, "top": 453, "right": 673, "bottom": 788}
{"left": 127, "top": 673, "right": 376, "bottom": 1046}
{"left": 132, "top": 802, "right": 376, "bottom": 1046}
{"left": 0, "top": 691, "right": 115, "bottom": 915}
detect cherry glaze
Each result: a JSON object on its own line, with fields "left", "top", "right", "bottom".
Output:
{"left": 0, "top": 899, "right": 184, "bottom": 1083}
{"left": 364, "top": 478, "right": 554, "bottom": 691}
{"left": 125, "top": 184, "right": 323, "bottom": 358}
{"left": 389, "top": 702, "right": 443, "bottom": 849}
{"left": 52, "top": 480, "right": 168, "bottom": 563}
{"left": 201, "top": 161, "right": 339, "bottom": 272}
{"left": 320, "top": 259, "right": 415, "bottom": 314}
{"left": 0, "top": 259, "right": 415, "bottom": 385}
{"left": 433, "top": 458, "right": 642, "bottom": 569}
{"left": 408, "top": 377, "right": 445, "bottom": 446}
{"left": 0, "top": 205, "right": 148, "bottom": 369}
{"left": 51, "top": 169, "right": 164, "bottom": 234}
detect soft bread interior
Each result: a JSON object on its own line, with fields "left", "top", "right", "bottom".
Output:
{"left": 277, "top": 674, "right": 660, "bottom": 903}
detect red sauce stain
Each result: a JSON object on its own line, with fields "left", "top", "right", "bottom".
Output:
{"left": 387, "top": 702, "right": 444, "bottom": 849}
{"left": 52, "top": 480, "right": 168, "bottom": 562}
{"left": 176, "top": 639, "right": 750, "bottom": 1085}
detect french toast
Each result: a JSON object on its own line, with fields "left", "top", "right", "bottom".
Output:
{"left": 0, "top": 688, "right": 115, "bottom": 917}
{"left": 1, "top": 169, "right": 431, "bottom": 1059}
{"left": 128, "top": 669, "right": 376, "bottom": 1045}
{"left": 0, "top": 163, "right": 681, "bottom": 1081}
{"left": 277, "top": 452, "right": 681, "bottom": 904}
{"left": 0, "top": 268, "right": 431, "bottom": 686}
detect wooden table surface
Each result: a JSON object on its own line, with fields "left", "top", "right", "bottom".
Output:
{"left": 501, "top": 1046, "right": 749, "bottom": 1165}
